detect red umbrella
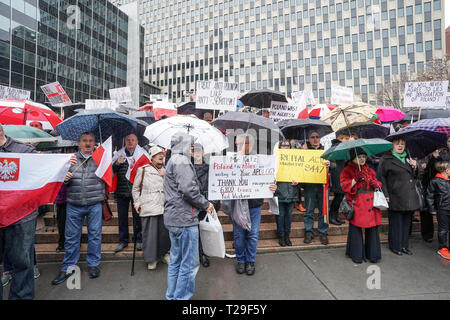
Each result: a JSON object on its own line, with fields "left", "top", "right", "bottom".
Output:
{"left": 0, "top": 99, "right": 62, "bottom": 130}
{"left": 297, "top": 104, "right": 337, "bottom": 119}
{"left": 138, "top": 103, "right": 153, "bottom": 112}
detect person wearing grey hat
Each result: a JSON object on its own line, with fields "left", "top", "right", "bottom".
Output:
{"left": 132, "top": 145, "right": 170, "bottom": 270}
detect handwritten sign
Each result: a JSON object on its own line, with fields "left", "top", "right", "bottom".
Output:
{"left": 109, "top": 87, "right": 132, "bottom": 103}
{"left": 270, "top": 101, "right": 302, "bottom": 123}
{"left": 403, "top": 81, "right": 448, "bottom": 108}
{"left": 195, "top": 81, "right": 239, "bottom": 111}
{"left": 331, "top": 85, "right": 353, "bottom": 105}
{"left": 208, "top": 155, "right": 276, "bottom": 200}
{"left": 85, "top": 100, "right": 119, "bottom": 110}
{"left": 276, "top": 149, "right": 327, "bottom": 184}
{"left": 41, "top": 82, "right": 72, "bottom": 106}
{"left": 0, "top": 85, "right": 30, "bottom": 100}
{"left": 292, "top": 89, "right": 315, "bottom": 106}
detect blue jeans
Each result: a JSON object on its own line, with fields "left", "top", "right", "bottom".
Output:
{"left": 166, "top": 225, "right": 199, "bottom": 300}
{"left": 0, "top": 218, "right": 36, "bottom": 300}
{"left": 304, "top": 184, "right": 329, "bottom": 236}
{"left": 232, "top": 206, "right": 262, "bottom": 263}
{"left": 116, "top": 197, "right": 142, "bottom": 244}
{"left": 276, "top": 202, "right": 294, "bottom": 237}
{"left": 62, "top": 203, "right": 102, "bottom": 272}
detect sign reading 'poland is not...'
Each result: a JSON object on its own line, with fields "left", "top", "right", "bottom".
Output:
{"left": 208, "top": 155, "right": 276, "bottom": 200}
{"left": 195, "top": 81, "right": 240, "bottom": 111}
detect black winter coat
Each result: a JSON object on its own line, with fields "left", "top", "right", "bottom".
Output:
{"left": 377, "top": 152, "right": 420, "bottom": 212}
{"left": 194, "top": 161, "right": 221, "bottom": 214}
{"left": 426, "top": 175, "right": 450, "bottom": 214}
{"left": 329, "top": 139, "right": 346, "bottom": 194}
{"left": 112, "top": 149, "right": 133, "bottom": 199}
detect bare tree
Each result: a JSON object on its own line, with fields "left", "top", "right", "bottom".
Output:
{"left": 415, "top": 56, "right": 450, "bottom": 90}
{"left": 376, "top": 72, "right": 410, "bottom": 109}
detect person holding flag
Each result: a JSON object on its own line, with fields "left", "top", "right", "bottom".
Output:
{"left": 52, "top": 132, "right": 112, "bottom": 285}
{"left": 111, "top": 134, "right": 148, "bottom": 254}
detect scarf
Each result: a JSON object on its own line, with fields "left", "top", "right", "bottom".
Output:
{"left": 436, "top": 173, "right": 449, "bottom": 181}
{"left": 392, "top": 150, "right": 407, "bottom": 164}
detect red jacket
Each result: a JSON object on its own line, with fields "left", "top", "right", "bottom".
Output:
{"left": 340, "top": 163, "right": 382, "bottom": 228}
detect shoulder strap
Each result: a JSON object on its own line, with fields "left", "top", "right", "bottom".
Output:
{"left": 139, "top": 166, "right": 146, "bottom": 196}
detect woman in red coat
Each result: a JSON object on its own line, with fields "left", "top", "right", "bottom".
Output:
{"left": 340, "top": 148, "right": 383, "bottom": 264}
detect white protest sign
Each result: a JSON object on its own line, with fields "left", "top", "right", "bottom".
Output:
{"left": 109, "top": 87, "right": 132, "bottom": 103}
{"left": 270, "top": 101, "right": 302, "bottom": 123}
{"left": 403, "top": 81, "right": 448, "bottom": 108}
{"left": 85, "top": 100, "right": 119, "bottom": 110}
{"left": 292, "top": 89, "right": 315, "bottom": 106}
{"left": 331, "top": 85, "right": 354, "bottom": 105}
{"left": 321, "top": 132, "right": 336, "bottom": 151}
{"left": 40, "top": 82, "right": 72, "bottom": 106}
{"left": 195, "top": 81, "right": 239, "bottom": 111}
{"left": 0, "top": 85, "right": 30, "bottom": 100}
{"left": 208, "top": 155, "right": 276, "bottom": 200}
{"left": 149, "top": 94, "right": 169, "bottom": 102}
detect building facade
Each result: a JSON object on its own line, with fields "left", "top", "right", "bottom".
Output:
{"left": 0, "top": 0, "right": 128, "bottom": 104}
{"left": 140, "top": 0, "right": 445, "bottom": 105}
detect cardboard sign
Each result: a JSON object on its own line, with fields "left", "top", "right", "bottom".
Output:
{"left": 0, "top": 85, "right": 30, "bottom": 100}
{"left": 40, "top": 82, "right": 72, "bottom": 106}
{"left": 109, "top": 87, "right": 132, "bottom": 103}
{"left": 208, "top": 155, "right": 276, "bottom": 200}
{"left": 276, "top": 149, "right": 327, "bottom": 184}
{"left": 403, "top": 81, "right": 448, "bottom": 108}
{"left": 331, "top": 85, "right": 353, "bottom": 105}
{"left": 269, "top": 101, "right": 303, "bottom": 123}
{"left": 85, "top": 100, "right": 119, "bottom": 110}
{"left": 195, "top": 81, "right": 239, "bottom": 111}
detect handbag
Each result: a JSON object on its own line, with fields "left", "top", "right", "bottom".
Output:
{"left": 415, "top": 180, "right": 426, "bottom": 211}
{"left": 102, "top": 200, "right": 113, "bottom": 221}
{"left": 373, "top": 190, "right": 389, "bottom": 210}
{"left": 339, "top": 198, "right": 354, "bottom": 220}
{"left": 199, "top": 210, "right": 226, "bottom": 258}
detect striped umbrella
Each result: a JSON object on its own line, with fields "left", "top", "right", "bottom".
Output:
{"left": 404, "top": 118, "right": 450, "bottom": 135}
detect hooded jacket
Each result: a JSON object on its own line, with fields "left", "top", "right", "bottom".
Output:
{"left": 163, "top": 132, "right": 209, "bottom": 227}
{"left": 426, "top": 174, "right": 450, "bottom": 214}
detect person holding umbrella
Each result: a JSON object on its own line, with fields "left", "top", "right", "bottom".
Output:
{"left": 377, "top": 137, "right": 420, "bottom": 256}
{"left": 340, "top": 148, "right": 383, "bottom": 264}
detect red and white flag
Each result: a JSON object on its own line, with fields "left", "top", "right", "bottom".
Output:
{"left": 125, "top": 144, "right": 151, "bottom": 184}
{"left": 0, "top": 153, "right": 72, "bottom": 228}
{"left": 91, "top": 136, "right": 113, "bottom": 187}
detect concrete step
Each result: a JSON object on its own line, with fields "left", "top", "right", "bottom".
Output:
{"left": 34, "top": 233, "right": 390, "bottom": 263}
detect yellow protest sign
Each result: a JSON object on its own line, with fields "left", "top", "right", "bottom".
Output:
{"left": 276, "top": 149, "right": 327, "bottom": 184}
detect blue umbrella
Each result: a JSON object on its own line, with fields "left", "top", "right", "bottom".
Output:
{"left": 55, "top": 108, "right": 138, "bottom": 142}
{"left": 386, "top": 128, "right": 448, "bottom": 159}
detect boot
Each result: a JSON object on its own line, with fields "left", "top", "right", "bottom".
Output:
{"left": 329, "top": 211, "right": 343, "bottom": 225}
{"left": 278, "top": 234, "right": 286, "bottom": 247}
{"left": 284, "top": 233, "right": 292, "bottom": 246}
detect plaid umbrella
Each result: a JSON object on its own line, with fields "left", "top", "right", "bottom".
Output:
{"left": 404, "top": 118, "right": 450, "bottom": 135}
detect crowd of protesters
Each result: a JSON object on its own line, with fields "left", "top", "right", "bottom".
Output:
{"left": 0, "top": 119, "right": 449, "bottom": 301}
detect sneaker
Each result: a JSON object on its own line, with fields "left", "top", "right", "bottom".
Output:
{"left": 162, "top": 253, "right": 170, "bottom": 264}
{"left": 147, "top": 261, "right": 158, "bottom": 270}
{"left": 136, "top": 242, "right": 143, "bottom": 251}
{"left": 34, "top": 266, "right": 41, "bottom": 279}
{"left": 1, "top": 271, "right": 12, "bottom": 287}
{"left": 297, "top": 204, "right": 306, "bottom": 212}
{"left": 114, "top": 242, "right": 128, "bottom": 253}
{"left": 235, "top": 262, "right": 245, "bottom": 274}
{"left": 245, "top": 262, "right": 255, "bottom": 276}
{"left": 438, "top": 248, "right": 450, "bottom": 260}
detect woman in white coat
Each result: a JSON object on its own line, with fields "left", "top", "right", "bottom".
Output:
{"left": 132, "top": 145, "right": 170, "bottom": 270}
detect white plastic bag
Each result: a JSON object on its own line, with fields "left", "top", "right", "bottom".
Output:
{"left": 373, "top": 191, "right": 389, "bottom": 210}
{"left": 268, "top": 196, "right": 279, "bottom": 215}
{"left": 199, "top": 210, "right": 226, "bottom": 258}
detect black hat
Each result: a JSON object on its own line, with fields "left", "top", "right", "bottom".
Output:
{"left": 349, "top": 147, "right": 367, "bottom": 160}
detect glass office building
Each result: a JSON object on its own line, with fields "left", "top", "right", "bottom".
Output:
{"left": 140, "top": 0, "right": 445, "bottom": 104}
{"left": 0, "top": 0, "right": 128, "bottom": 103}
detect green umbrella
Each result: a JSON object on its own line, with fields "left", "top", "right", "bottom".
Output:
{"left": 321, "top": 138, "right": 393, "bottom": 161}
{"left": 3, "top": 124, "right": 57, "bottom": 148}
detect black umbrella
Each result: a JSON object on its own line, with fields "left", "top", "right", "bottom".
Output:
{"left": 337, "top": 123, "right": 390, "bottom": 139}
{"left": 386, "top": 128, "right": 448, "bottom": 159}
{"left": 401, "top": 108, "right": 450, "bottom": 121}
{"left": 128, "top": 110, "right": 155, "bottom": 125}
{"left": 177, "top": 102, "right": 214, "bottom": 119}
{"left": 277, "top": 118, "right": 333, "bottom": 140}
{"left": 239, "top": 89, "right": 287, "bottom": 109}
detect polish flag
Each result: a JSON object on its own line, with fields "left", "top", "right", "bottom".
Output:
{"left": 125, "top": 144, "right": 151, "bottom": 184}
{"left": 91, "top": 136, "right": 113, "bottom": 187}
{"left": 0, "top": 153, "right": 72, "bottom": 227}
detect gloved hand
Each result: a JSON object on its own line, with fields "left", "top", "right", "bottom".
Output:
{"left": 355, "top": 170, "right": 365, "bottom": 182}
{"left": 369, "top": 179, "right": 381, "bottom": 189}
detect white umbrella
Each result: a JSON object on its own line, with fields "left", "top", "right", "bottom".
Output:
{"left": 143, "top": 115, "right": 229, "bottom": 154}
